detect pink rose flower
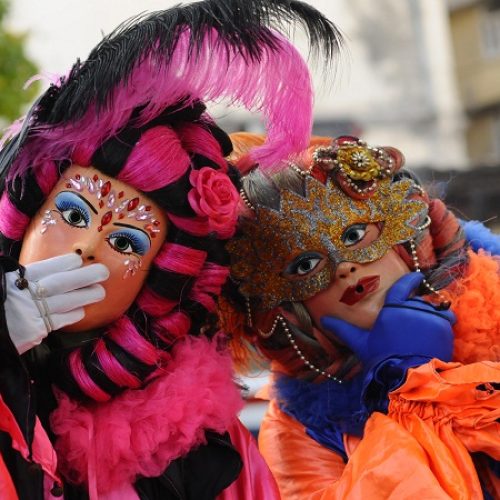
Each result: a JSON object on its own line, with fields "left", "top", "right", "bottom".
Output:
{"left": 188, "top": 167, "right": 239, "bottom": 238}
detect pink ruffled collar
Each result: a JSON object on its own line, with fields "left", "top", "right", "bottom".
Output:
{"left": 50, "top": 336, "right": 243, "bottom": 498}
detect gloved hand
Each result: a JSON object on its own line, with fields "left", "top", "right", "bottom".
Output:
{"left": 4, "top": 253, "right": 109, "bottom": 354}
{"left": 320, "top": 272, "right": 455, "bottom": 370}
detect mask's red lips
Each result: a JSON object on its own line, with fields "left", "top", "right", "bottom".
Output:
{"left": 340, "top": 275, "right": 380, "bottom": 305}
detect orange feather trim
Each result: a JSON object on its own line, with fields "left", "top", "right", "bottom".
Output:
{"left": 445, "top": 250, "right": 500, "bottom": 363}
{"left": 218, "top": 295, "right": 267, "bottom": 374}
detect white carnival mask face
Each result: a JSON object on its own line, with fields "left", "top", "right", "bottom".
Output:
{"left": 19, "top": 165, "right": 167, "bottom": 331}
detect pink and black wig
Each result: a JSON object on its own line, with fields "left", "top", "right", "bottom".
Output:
{"left": 0, "top": 0, "right": 343, "bottom": 401}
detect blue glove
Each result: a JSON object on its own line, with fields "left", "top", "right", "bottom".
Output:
{"left": 320, "top": 272, "right": 456, "bottom": 370}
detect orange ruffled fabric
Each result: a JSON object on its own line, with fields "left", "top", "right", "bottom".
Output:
{"left": 387, "top": 359, "right": 500, "bottom": 499}
{"left": 447, "top": 250, "right": 500, "bottom": 364}
{"left": 260, "top": 399, "right": 469, "bottom": 499}
{"left": 260, "top": 361, "right": 500, "bottom": 499}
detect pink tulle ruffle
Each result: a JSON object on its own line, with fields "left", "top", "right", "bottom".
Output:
{"left": 50, "top": 335, "right": 243, "bottom": 495}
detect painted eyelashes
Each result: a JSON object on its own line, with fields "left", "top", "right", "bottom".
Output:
{"left": 49, "top": 191, "right": 152, "bottom": 256}
{"left": 41, "top": 190, "right": 93, "bottom": 233}
{"left": 53, "top": 190, "right": 91, "bottom": 229}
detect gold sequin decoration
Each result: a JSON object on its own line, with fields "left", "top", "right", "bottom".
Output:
{"left": 228, "top": 175, "right": 426, "bottom": 310}
{"left": 336, "top": 144, "right": 384, "bottom": 182}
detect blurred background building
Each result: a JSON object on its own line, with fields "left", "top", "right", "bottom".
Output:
{"left": 450, "top": 0, "right": 500, "bottom": 166}
{"left": 3, "top": 0, "right": 500, "bottom": 430}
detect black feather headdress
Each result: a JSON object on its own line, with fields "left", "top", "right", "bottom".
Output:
{"left": 1, "top": 0, "right": 343, "bottom": 177}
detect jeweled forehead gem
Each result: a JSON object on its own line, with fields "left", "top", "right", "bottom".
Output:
{"left": 228, "top": 174, "right": 426, "bottom": 310}
{"left": 65, "top": 173, "right": 161, "bottom": 238}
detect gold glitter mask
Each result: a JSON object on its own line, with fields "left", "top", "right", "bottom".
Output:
{"left": 229, "top": 175, "right": 426, "bottom": 309}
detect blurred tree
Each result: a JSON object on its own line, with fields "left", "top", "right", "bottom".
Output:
{"left": 0, "top": 0, "right": 38, "bottom": 121}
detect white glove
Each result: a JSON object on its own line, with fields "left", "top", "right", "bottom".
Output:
{"left": 4, "top": 253, "right": 109, "bottom": 354}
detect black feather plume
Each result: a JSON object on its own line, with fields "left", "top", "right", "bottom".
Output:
{"left": 36, "top": 0, "right": 342, "bottom": 125}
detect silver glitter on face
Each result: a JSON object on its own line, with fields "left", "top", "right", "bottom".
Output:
{"left": 40, "top": 210, "right": 57, "bottom": 234}
{"left": 123, "top": 256, "right": 142, "bottom": 279}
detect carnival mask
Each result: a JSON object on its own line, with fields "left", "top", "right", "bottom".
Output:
{"left": 19, "top": 165, "right": 167, "bottom": 331}
{"left": 229, "top": 152, "right": 426, "bottom": 310}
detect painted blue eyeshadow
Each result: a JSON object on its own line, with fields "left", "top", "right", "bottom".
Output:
{"left": 54, "top": 191, "right": 91, "bottom": 225}
{"left": 108, "top": 229, "right": 151, "bottom": 255}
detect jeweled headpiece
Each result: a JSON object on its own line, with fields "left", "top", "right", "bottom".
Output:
{"left": 229, "top": 138, "right": 426, "bottom": 309}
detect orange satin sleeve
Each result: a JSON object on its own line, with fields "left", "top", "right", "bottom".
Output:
{"left": 259, "top": 360, "right": 500, "bottom": 499}
{"left": 259, "top": 400, "right": 457, "bottom": 499}
{"left": 388, "top": 359, "right": 500, "bottom": 499}
{"left": 259, "top": 399, "right": 347, "bottom": 499}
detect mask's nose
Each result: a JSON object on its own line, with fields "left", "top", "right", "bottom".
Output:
{"left": 335, "top": 262, "right": 358, "bottom": 280}
{"left": 73, "top": 242, "right": 96, "bottom": 262}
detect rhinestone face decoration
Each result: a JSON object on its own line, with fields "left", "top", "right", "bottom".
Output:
{"left": 123, "top": 256, "right": 143, "bottom": 279}
{"left": 229, "top": 175, "right": 426, "bottom": 310}
{"left": 40, "top": 210, "right": 57, "bottom": 234}
{"left": 65, "top": 173, "right": 161, "bottom": 238}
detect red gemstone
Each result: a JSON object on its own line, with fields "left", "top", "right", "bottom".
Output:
{"left": 97, "top": 226, "right": 103, "bottom": 232}
{"left": 153, "top": 220, "right": 160, "bottom": 226}
{"left": 75, "top": 174, "right": 81, "bottom": 180}
{"left": 118, "top": 191, "right": 124, "bottom": 199}
{"left": 99, "top": 200, "right": 104, "bottom": 208}
{"left": 145, "top": 205, "right": 151, "bottom": 211}
{"left": 118, "top": 213, "right": 125, "bottom": 219}
{"left": 127, "top": 197, "right": 139, "bottom": 211}
{"left": 100, "top": 181, "right": 111, "bottom": 197}
{"left": 101, "top": 211, "right": 112, "bottom": 226}
{"left": 66, "top": 183, "right": 71, "bottom": 188}
{"left": 93, "top": 174, "right": 99, "bottom": 182}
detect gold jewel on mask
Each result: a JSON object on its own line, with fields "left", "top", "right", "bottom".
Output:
{"left": 332, "top": 139, "right": 393, "bottom": 183}
{"left": 229, "top": 175, "right": 426, "bottom": 310}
